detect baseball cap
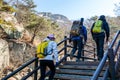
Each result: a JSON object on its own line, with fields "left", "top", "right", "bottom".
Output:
{"left": 47, "top": 34, "right": 55, "bottom": 39}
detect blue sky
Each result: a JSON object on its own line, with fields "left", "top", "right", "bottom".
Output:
{"left": 34, "top": 0, "right": 119, "bottom": 20}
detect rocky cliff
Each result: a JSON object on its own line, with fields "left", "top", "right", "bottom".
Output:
{"left": 0, "top": 11, "right": 72, "bottom": 79}
{"left": 0, "top": 12, "right": 36, "bottom": 79}
{"left": 0, "top": 39, "right": 9, "bottom": 71}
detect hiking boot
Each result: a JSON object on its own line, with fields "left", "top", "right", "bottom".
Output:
{"left": 70, "top": 53, "right": 74, "bottom": 60}
{"left": 76, "top": 59, "right": 81, "bottom": 62}
{"left": 98, "top": 57, "right": 102, "bottom": 61}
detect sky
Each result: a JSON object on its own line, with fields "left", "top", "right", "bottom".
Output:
{"left": 34, "top": 0, "right": 120, "bottom": 20}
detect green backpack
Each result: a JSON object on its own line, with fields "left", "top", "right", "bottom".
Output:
{"left": 92, "top": 20, "right": 103, "bottom": 33}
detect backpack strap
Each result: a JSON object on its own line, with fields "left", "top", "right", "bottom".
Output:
{"left": 46, "top": 41, "right": 53, "bottom": 55}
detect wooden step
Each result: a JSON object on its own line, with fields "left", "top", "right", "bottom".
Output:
{"left": 56, "top": 69, "right": 104, "bottom": 76}
{"left": 54, "top": 61, "right": 109, "bottom": 80}
{"left": 54, "top": 74, "right": 103, "bottom": 80}
{"left": 58, "top": 65, "right": 107, "bottom": 71}
{"left": 62, "top": 61, "right": 108, "bottom": 66}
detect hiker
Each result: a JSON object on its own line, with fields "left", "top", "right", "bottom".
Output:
{"left": 91, "top": 15, "right": 110, "bottom": 61}
{"left": 37, "top": 34, "right": 58, "bottom": 80}
{"left": 69, "top": 18, "right": 87, "bottom": 62}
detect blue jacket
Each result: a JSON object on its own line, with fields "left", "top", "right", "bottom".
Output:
{"left": 70, "top": 26, "right": 87, "bottom": 42}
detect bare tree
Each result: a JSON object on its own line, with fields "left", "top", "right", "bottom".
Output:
{"left": 114, "top": 2, "right": 120, "bottom": 16}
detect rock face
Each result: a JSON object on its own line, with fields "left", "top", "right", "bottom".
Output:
{"left": 0, "top": 11, "right": 72, "bottom": 79}
{"left": 9, "top": 41, "right": 36, "bottom": 67}
{"left": 0, "top": 39, "right": 9, "bottom": 70}
{"left": 0, "top": 12, "right": 24, "bottom": 32}
{"left": 0, "top": 12, "right": 35, "bottom": 79}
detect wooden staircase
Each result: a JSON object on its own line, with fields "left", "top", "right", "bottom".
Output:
{"left": 54, "top": 61, "right": 108, "bottom": 80}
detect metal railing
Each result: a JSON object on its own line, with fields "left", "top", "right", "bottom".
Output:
{"left": 1, "top": 57, "right": 38, "bottom": 80}
{"left": 91, "top": 30, "right": 120, "bottom": 80}
{"left": 2, "top": 36, "right": 97, "bottom": 80}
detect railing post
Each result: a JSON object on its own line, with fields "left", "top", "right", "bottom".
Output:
{"left": 115, "top": 40, "right": 120, "bottom": 79}
{"left": 64, "top": 36, "right": 67, "bottom": 61}
{"left": 115, "top": 53, "right": 120, "bottom": 79}
{"left": 34, "top": 54, "right": 38, "bottom": 80}
{"left": 108, "top": 48, "right": 115, "bottom": 80}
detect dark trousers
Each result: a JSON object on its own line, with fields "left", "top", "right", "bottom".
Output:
{"left": 71, "top": 39, "right": 83, "bottom": 59}
{"left": 94, "top": 36, "right": 105, "bottom": 60}
{"left": 39, "top": 60, "right": 55, "bottom": 80}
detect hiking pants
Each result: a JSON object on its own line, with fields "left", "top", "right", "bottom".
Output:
{"left": 94, "top": 36, "right": 105, "bottom": 60}
{"left": 39, "top": 60, "right": 55, "bottom": 80}
{"left": 71, "top": 39, "right": 83, "bottom": 59}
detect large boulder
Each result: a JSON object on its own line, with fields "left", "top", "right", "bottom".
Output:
{"left": 9, "top": 40, "right": 36, "bottom": 67}
{"left": 0, "top": 12, "right": 35, "bottom": 79}
{"left": 0, "top": 39, "right": 9, "bottom": 71}
{"left": 0, "top": 12, "right": 24, "bottom": 39}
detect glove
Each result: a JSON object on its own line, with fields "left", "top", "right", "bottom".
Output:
{"left": 106, "top": 37, "right": 109, "bottom": 42}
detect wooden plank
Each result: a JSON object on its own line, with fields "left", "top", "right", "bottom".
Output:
{"left": 54, "top": 61, "right": 109, "bottom": 80}
{"left": 58, "top": 65, "right": 107, "bottom": 71}
{"left": 54, "top": 74, "right": 103, "bottom": 80}
{"left": 55, "top": 69, "right": 104, "bottom": 77}
{"left": 54, "top": 74, "right": 91, "bottom": 80}
{"left": 63, "top": 61, "right": 109, "bottom": 66}
{"left": 63, "top": 61, "right": 99, "bottom": 65}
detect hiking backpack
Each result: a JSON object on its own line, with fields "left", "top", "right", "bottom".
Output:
{"left": 36, "top": 41, "right": 49, "bottom": 58}
{"left": 92, "top": 20, "right": 103, "bottom": 33}
{"left": 70, "top": 24, "right": 81, "bottom": 36}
